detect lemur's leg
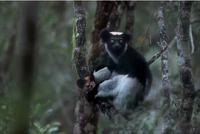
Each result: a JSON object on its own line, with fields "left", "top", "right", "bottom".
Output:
{"left": 95, "top": 74, "right": 130, "bottom": 98}
{"left": 113, "top": 76, "right": 143, "bottom": 114}
{"left": 95, "top": 78, "right": 118, "bottom": 98}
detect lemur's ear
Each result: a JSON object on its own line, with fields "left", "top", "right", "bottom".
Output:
{"left": 122, "top": 32, "right": 132, "bottom": 43}
{"left": 100, "top": 29, "right": 110, "bottom": 42}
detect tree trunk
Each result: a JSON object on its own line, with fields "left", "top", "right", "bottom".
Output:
{"left": 157, "top": 2, "right": 170, "bottom": 105}
{"left": 73, "top": 2, "right": 97, "bottom": 134}
{"left": 91, "top": 2, "right": 114, "bottom": 46}
{"left": 88, "top": 2, "right": 125, "bottom": 72}
{"left": 88, "top": 2, "right": 114, "bottom": 72}
{"left": 176, "top": 2, "right": 195, "bottom": 134}
{"left": 12, "top": 2, "right": 38, "bottom": 134}
{"left": 157, "top": 2, "right": 172, "bottom": 134}
{"left": 107, "top": 1, "right": 126, "bottom": 31}
{"left": 73, "top": 2, "right": 89, "bottom": 79}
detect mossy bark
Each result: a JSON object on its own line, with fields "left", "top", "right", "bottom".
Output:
{"left": 73, "top": 2, "right": 98, "bottom": 134}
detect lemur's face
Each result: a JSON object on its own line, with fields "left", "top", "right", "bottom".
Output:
{"left": 100, "top": 29, "right": 131, "bottom": 55}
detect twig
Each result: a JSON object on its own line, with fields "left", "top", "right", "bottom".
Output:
{"left": 189, "top": 24, "right": 195, "bottom": 54}
{"left": 147, "top": 36, "right": 176, "bottom": 65}
{"left": 190, "top": 19, "right": 200, "bottom": 24}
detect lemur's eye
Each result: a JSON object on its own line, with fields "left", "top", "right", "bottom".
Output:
{"left": 110, "top": 39, "right": 114, "bottom": 43}
{"left": 119, "top": 40, "right": 123, "bottom": 43}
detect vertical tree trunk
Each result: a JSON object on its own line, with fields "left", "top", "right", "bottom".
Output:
{"left": 91, "top": 2, "right": 114, "bottom": 46}
{"left": 176, "top": 2, "right": 195, "bottom": 134}
{"left": 12, "top": 2, "right": 38, "bottom": 134}
{"left": 88, "top": 2, "right": 115, "bottom": 72}
{"left": 73, "top": 2, "right": 89, "bottom": 79}
{"left": 73, "top": 2, "right": 97, "bottom": 134}
{"left": 89, "top": 2, "right": 125, "bottom": 72}
{"left": 107, "top": 2, "right": 125, "bottom": 31}
{"left": 157, "top": 2, "right": 170, "bottom": 105}
{"left": 157, "top": 2, "right": 171, "bottom": 133}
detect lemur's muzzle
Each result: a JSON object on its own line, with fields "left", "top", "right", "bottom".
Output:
{"left": 113, "top": 42, "right": 122, "bottom": 50}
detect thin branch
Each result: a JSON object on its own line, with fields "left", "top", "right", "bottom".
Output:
{"left": 190, "top": 18, "right": 200, "bottom": 24}
{"left": 189, "top": 24, "right": 195, "bottom": 54}
{"left": 147, "top": 36, "right": 176, "bottom": 65}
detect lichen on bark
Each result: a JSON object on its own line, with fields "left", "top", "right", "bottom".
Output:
{"left": 157, "top": 1, "right": 170, "bottom": 105}
{"left": 73, "top": 2, "right": 98, "bottom": 134}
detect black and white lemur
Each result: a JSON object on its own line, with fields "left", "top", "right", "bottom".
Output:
{"left": 91, "top": 29, "right": 152, "bottom": 117}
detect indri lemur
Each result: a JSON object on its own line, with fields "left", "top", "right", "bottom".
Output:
{"left": 93, "top": 29, "right": 152, "bottom": 116}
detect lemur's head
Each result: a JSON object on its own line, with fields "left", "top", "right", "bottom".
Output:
{"left": 100, "top": 29, "right": 131, "bottom": 56}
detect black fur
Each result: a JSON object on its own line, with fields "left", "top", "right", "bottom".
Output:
{"left": 93, "top": 29, "right": 153, "bottom": 117}
{"left": 100, "top": 29, "right": 152, "bottom": 89}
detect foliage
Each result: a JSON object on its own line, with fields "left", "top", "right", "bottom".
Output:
{"left": 30, "top": 121, "right": 61, "bottom": 134}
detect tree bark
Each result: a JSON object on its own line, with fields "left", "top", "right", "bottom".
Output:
{"left": 73, "top": 2, "right": 89, "bottom": 79}
{"left": 157, "top": 2, "right": 170, "bottom": 105}
{"left": 12, "top": 2, "right": 38, "bottom": 134}
{"left": 88, "top": 2, "right": 114, "bottom": 72}
{"left": 89, "top": 2, "right": 125, "bottom": 72}
{"left": 73, "top": 2, "right": 98, "bottom": 134}
{"left": 147, "top": 44, "right": 168, "bottom": 65}
{"left": 176, "top": 2, "right": 195, "bottom": 134}
{"left": 91, "top": 2, "right": 114, "bottom": 46}
{"left": 107, "top": 2, "right": 126, "bottom": 31}
{"left": 147, "top": 35, "right": 177, "bottom": 65}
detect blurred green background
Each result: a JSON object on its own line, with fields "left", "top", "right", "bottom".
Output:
{"left": 0, "top": 2, "right": 199, "bottom": 134}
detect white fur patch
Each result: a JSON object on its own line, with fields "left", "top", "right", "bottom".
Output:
{"left": 110, "top": 32, "right": 123, "bottom": 35}
{"left": 113, "top": 76, "right": 143, "bottom": 114}
{"left": 105, "top": 43, "right": 128, "bottom": 64}
{"left": 105, "top": 43, "right": 119, "bottom": 63}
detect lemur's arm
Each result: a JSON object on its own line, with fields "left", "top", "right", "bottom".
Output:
{"left": 93, "top": 67, "right": 112, "bottom": 84}
{"left": 76, "top": 67, "right": 111, "bottom": 91}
